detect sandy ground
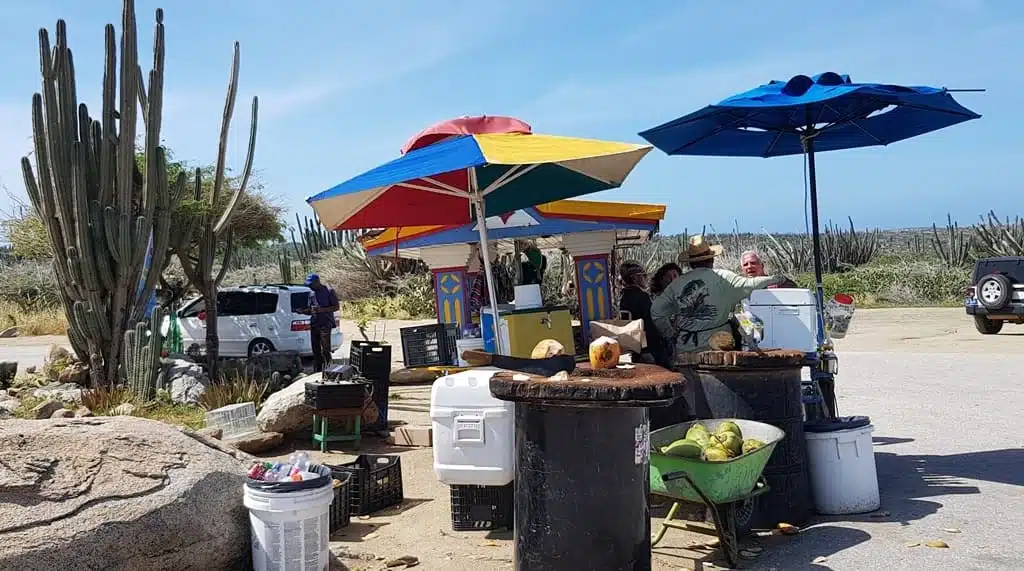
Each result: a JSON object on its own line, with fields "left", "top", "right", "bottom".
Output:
{"left": 2, "top": 308, "right": 1023, "bottom": 570}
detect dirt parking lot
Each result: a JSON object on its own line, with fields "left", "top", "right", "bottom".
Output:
{"left": 3, "top": 308, "right": 1021, "bottom": 570}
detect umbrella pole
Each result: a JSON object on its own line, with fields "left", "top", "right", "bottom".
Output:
{"left": 803, "top": 135, "right": 827, "bottom": 345}
{"left": 471, "top": 194, "right": 505, "bottom": 355}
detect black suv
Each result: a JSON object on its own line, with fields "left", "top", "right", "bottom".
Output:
{"left": 966, "top": 256, "right": 1024, "bottom": 334}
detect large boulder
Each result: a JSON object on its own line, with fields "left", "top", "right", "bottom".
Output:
{"left": 256, "top": 373, "right": 319, "bottom": 434}
{"left": 160, "top": 358, "right": 210, "bottom": 405}
{"left": 0, "top": 417, "right": 252, "bottom": 570}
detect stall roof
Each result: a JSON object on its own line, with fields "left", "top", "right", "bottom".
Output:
{"left": 360, "top": 199, "right": 666, "bottom": 259}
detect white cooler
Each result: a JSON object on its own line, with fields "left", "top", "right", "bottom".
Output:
{"left": 430, "top": 367, "right": 514, "bottom": 486}
{"left": 748, "top": 288, "right": 818, "bottom": 353}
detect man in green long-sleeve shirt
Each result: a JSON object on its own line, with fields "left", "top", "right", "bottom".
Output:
{"left": 652, "top": 236, "right": 788, "bottom": 357}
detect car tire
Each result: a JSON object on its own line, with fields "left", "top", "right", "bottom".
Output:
{"left": 974, "top": 315, "right": 1004, "bottom": 335}
{"left": 248, "top": 338, "right": 276, "bottom": 357}
{"left": 977, "top": 273, "right": 1012, "bottom": 310}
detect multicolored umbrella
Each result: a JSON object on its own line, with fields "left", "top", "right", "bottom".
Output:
{"left": 307, "top": 116, "right": 652, "bottom": 353}
{"left": 307, "top": 117, "right": 652, "bottom": 230}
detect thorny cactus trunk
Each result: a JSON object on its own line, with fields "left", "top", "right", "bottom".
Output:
{"left": 171, "top": 43, "right": 258, "bottom": 383}
{"left": 21, "top": 1, "right": 184, "bottom": 387}
{"left": 124, "top": 305, "right": 165, "bottom": 400}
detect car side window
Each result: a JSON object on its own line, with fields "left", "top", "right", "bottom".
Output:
{"left": 290, "top": 292, "right": 310, "bottom": 313}
{"left": 218, "top": 292, "right": 279, "bottom": 316}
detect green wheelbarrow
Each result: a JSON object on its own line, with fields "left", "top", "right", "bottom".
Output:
{"left": 649, "top": 419, "right": 785, "bottom": 568}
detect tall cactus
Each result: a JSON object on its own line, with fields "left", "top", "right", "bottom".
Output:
{"left": 21, "top": 1, "right": 184, "bottom": 386}
{"left": 278, "top": 248, "right": 293, "bottom": 283}
{"left": 171, "top": 41, "right": 258, "bottom": 382}
{"left": 931, "top": 213, "right": 972, "bottom": 267}
{"left": 124, "top": 306, "right": 165, "bottom": 401}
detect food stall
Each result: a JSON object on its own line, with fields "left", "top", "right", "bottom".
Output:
{"left": 360, "top": 198, "right": 666, "bottom": 358}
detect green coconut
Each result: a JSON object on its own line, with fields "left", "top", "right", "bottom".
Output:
{"left": 660, "top": 438, "right": 703, "bottom": 459}
{"left": 714, "top": 421, "right": 743, "bottom": 440}
{"left": 742, "top": 439, "right": 766, "bottom": 455}
{"left": 703, "top": 446, "right": 731, "bottom": 462}
{"left": 716, "top": 432, "right": 743, "bottom": 457}
{"left": 685, "top": 423, "right": 711, "bottom": 446}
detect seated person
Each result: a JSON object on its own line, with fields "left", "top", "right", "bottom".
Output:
{"left": 617, "top": 261, "right": 670, "bottom": 368}
{"left": 741, "top": 250, "right": 797, "bottom": 288}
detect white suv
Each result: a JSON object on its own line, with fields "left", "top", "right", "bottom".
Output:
{"left": 167, "top": 285, "right": 343, "bottom": 358}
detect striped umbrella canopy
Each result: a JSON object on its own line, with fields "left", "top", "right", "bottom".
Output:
{"left": 306, "top": 122, "right": 652, "bottom": 230}
{"left": 306, "top": 116, "right": 652, "bottom": 353}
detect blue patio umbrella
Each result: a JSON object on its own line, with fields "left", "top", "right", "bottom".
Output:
{"left": 640, "top": 72, "right": 981, "bottom": 338}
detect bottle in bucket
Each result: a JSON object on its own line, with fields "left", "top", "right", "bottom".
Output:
{"left": 825, "top": 294, "right": 855, "bottom": 339}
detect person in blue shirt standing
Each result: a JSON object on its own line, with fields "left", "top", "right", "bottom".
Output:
{"left": 299, "top": 273, "right": 340, "bottom": 372}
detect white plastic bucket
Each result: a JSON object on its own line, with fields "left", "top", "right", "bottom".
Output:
{"left": 824, "top": 293, "right": 855, "bottom": 339}
{"left": 455, "top": 337, "right": 485, "bottom": 367}
{"left": 243, "top": 481, "right": 334, "bottom": 571}
{"left": 513, "top": 284, "right": 542, "bottom": 309}
{"left": 804, "top": 424, "right": 880, "bottom": 514}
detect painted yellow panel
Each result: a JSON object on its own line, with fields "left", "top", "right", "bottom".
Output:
{"left": 504, "top": 309, "right": 576, "bottom": 359}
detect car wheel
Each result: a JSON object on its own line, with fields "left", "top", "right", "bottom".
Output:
{"left": 248, "top": 338, "right": 276, "bottom": 357}
{"left": 977, "top": 274, "right": 1012, "bottom": 310}
{"left": 974, "top": 315, "right": 1004, "bottom": 335}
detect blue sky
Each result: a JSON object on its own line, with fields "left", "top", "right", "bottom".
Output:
{"left": 0, "top": 0, "right": 1018, "bottom": 235}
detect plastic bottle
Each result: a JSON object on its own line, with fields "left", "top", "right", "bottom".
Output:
{"left": 294, "top": 453, "right": 309, "bottom": 471}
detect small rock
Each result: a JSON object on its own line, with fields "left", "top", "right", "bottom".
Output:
{"left": 198, "top": 427, "right": 223, "bottom": 440}
{"left": 943, "top": 528, "right": 962, "bottom": 534}
{"left": 50, "top": 409, "right": 76, "bottom": 419}
{"left": 925, "top": 540, "right": 949, "bottom": 549}
{"left": 385, "top": 555, "right": 419, "bottom": 568}
{"left": 812, "top": 556, "right": 828, "bottom": 563}
{"left": 225, "top": 431, "right": 284, "bottom": 454}
{"left": 0, "top": 326, "right": 20, "bottom": 338}
{"left": 112, "top": 403, "right": 137, "bottom": 416}
{"left": 74, "top": 407, "right": 94, "bottom": 418}
{"left": 57, "top": 362, "right": 90, "bottom": 386}
{"left": 161, "top": 358, "right": 211, "bottom": 405}
{"left": 0, "top": 398, "right": 21, "bottom": 415}
{"left": 25, "top": 365, "right": 37, "bottom": 375}
{"left": 32, "top": 382, "right": 84, "bottom": 404}
{"left": 32, "top": 399, "right": 64, "bottom": 419}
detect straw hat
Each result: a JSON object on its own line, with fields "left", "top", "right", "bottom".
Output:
{"left": 677, "top": 235, "right": 724, "bottom": 264}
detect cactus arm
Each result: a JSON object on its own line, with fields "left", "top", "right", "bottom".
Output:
{"left": 215, "top": 228, "right": 234, "bottom": 287}
{"left": 213, "top": 95, "right": 258, "bottom": 236}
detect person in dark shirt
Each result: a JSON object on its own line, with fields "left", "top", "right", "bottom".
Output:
{"left": 520, "top": 243, "right": 547, "bottom": 285}
{"left": 298, "top": 273, "right": 339, "bottom": 372}
{"left": 617, "top": 261, "right": 670, "bottom": 368}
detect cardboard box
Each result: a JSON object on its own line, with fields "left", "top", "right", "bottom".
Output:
{"left": 387, "top": 425, "right": 433, "bottom": 447}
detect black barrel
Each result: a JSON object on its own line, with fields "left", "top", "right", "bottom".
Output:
{"left": 490, "top": 363, "right": 685, "bottom": 571}
{"left": 514, "top": 404, "right": 651, "bottom": 571}
{"left": 682, "top": 359, "right": 812, "bottom": 527}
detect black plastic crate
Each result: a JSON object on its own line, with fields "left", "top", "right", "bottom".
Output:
{"left": 362, "top": 369, "right": 391, "bottom": 434}
{"left": 350, "top": 341, "right": 392, "bottom": 380}
{"left": 400, "top": 323, "right": 459, "bottom": 368}
{"left": 450, "top": 483, "right": 514, "bottom": 531}
{"left": 332, "top": 455, "right": 404, "bottom": 516}
{"left": 329, "top": 471, "right": 353, "bottom": 532}
{"left": 304, "top": 379, "right": 370, "bottom": 410}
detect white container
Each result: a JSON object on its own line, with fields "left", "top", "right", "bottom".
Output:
{"left": 748, "top": 288, "right": 818, "bottom": 353}
{"left": 205, "top": 402, "right": 258, "bottom": 439}
{"left": 455, "top": 337, "right": 485, "bottom": 367}
{"left": 431, "top": 367, "right": 514, "bottom": 486}
{"left": 513, "top": 284, "right": 542, "bottom": 309}
{"left": 824, "top": 293, "right": 856, "bottom": 339}
{"left": 804, "top": 424, "right": 880, "bottom": 514}
{"left": 243, "top": 481, "right": 334, "bottom": 571}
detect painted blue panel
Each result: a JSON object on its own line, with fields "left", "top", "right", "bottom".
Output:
{"left": 576, "top": 256, "right": 612, "bottom": 346}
